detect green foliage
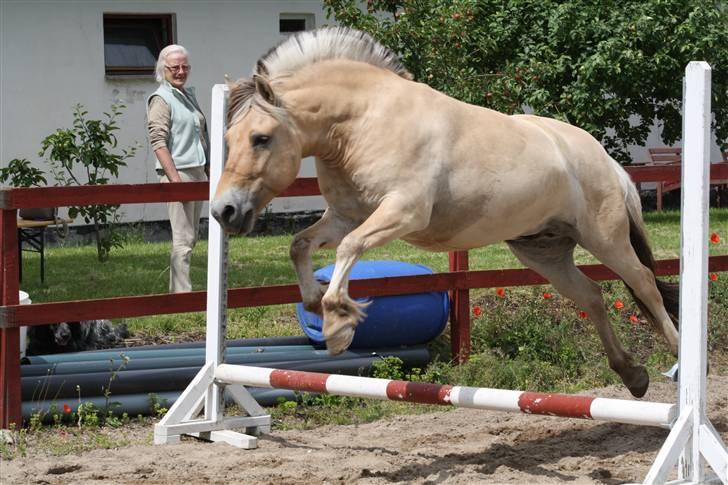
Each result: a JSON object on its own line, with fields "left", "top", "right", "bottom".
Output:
{"left": 76, "top": 402, "right": 100, "bottom": 427}
{"left": 0, "top": 424, "right": 28, "bottom": 460}
{"left": 40, "top": 102, "right": 138, "bottom": 261}
{"left": 324, "top": 0, "right": 728, "bottom": 162}
{"left": 0, "top": 158, "right": 47, "bottom": 187}
{"left": 371, "top": 356, "right": 406, "bottom": 380}
{"left": 148, "top": 393, "right": 169, "bottom": 418}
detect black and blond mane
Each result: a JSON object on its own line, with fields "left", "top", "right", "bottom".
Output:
{"left": 257, "top": 27, "right": 412, "bottom": 81}
{"left": 227, "top": 27, "right": 411, "bottom": 125}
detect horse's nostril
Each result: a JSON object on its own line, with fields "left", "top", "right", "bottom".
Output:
{"left": 221, "top": 204, "right": 236, "bottom": 223}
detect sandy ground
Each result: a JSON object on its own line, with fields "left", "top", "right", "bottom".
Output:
{"left": 3, "top": 376, "right": 728, "bottom": 485}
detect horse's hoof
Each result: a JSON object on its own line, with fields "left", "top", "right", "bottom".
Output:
{"left": 303, "top": 300, "right": 323, "bottom": 317}
{"left": 324, "top": 324, "right": 356, "bottom": 355}
{"left": 622, "top": 365, "right": 650, "bottom": 398}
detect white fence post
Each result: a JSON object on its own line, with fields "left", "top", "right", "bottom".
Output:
{"left": 204, "top": 84, "right": 229, "bottom": 423}
{"left": 644, "top": 61, "right": 728, "bottom": 485}
{"left": 153, "top": 84, "right": 270, "bottom": 448}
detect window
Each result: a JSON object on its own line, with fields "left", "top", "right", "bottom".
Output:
{"left": 279, "top": 13, "right": 315, "bottom": 35}
{"left": 103, "top": 14, "right": 175, "bottom": 77}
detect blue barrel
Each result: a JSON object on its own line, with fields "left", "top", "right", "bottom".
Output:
{"left": 296, "top": 260, "right": 449, "bottom": 348}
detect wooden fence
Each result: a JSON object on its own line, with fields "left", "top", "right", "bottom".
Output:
{"left": 1, "top": 164, "right": 727, "bottom": 428}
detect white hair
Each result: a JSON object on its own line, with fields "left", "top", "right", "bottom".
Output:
{"left": 155, "top": 44, "right": 190, "bottom": 83}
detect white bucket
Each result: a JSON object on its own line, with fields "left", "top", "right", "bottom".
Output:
{"left": 19, "top": 291, "right": 31, "bottom": 358}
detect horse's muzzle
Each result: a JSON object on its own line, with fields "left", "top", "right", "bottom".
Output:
{"left": 210, "top": 191, "right": 257, "bottom": 235}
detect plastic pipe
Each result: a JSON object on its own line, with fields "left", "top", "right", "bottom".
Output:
{"left": 23, "top": 344, "right": 318, "bottom": 365}
{"left": 78, "top": 335, "right": 314, "bottom": 353}
{"left": 22, "top": 348, "right": 430, "bottom": 400}
{"left": 22, "top": 388, "right": 299, "bottom": 420}
{"left": 22, "top": 347, "right": 428, "bottom": 377}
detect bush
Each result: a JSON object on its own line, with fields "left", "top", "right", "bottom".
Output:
{"left": 41, "top": 103, "right": 138, "bottom": 261}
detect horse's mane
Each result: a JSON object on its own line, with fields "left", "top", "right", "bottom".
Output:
{"left": 257, "top": 27, "right": 412, "bottom": 81}
{"left": 227, "top": 27, "right": 412, "bottom": 126}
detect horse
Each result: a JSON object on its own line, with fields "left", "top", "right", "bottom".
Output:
{"left": 211, "top": 27, "right": 679, "bottom": 398}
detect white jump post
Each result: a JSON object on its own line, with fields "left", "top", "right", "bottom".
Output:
{"left": 154, "top": 63, "right": 727, "bottom": 484}
{"left": 154, "top": 84, "right": 271, "bottom": 448}
{"left": 644, "top": 62, "right": 728, "bottom": 484}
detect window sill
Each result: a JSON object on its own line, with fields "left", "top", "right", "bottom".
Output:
{"left": 105, "top": 73, "right": 156, "bottom": 81}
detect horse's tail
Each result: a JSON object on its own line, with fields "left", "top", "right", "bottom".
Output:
{"left": 615, "top": 161, "right": 680, "bottom": 330}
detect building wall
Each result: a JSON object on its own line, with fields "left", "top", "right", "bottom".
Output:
{"left": 0, "top": 0, "right": 328, "bottom": 223}
{"left": 1, "top": 1, "right": 724, "bottom": 225}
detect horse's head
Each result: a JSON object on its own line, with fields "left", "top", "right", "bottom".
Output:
{"left": 211, "top": 76, "right": 302, "bottom": 235}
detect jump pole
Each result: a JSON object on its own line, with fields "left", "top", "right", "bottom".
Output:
{"left": 215, "top": 364, "right": 674, "bottom": 427}
{"left": 155, "top": 63, "right": 727, "bottom": 484}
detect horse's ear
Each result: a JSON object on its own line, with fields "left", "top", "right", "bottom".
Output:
{"left": 253, "top": 74, "right": 279, "bottom": 106}
{"left": 224, "top": 74, "right": 235, "bottom": 89}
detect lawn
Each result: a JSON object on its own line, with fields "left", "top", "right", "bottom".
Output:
{"left": 4, "top": 208, "right": 727, "bottom": 456}
{"left": 18, "top": 209, "right": 727, "bottom": 341}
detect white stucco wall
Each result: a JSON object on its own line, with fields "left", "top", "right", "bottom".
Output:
{"left": 0, "top": 0, "right": 328, "bottom": 223}
{"left": 2, "top": 1, "right": 724, "bottom": 225}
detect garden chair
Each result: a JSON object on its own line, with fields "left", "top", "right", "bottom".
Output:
{"left": 648, "top": 147, "right": 682, "bottom": 211}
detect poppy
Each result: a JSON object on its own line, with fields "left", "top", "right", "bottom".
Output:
{"left": 710, "top": 232, "right": 720, "bottom": 244}
{"left": 629, "top": 315, "right": 640, "bottom": 325}
{"left": 495, "top": 288, "right": 505, "bottom": 297}
{"left": 613, "top": 299, "right": 624, "bottom": 310}
{"left": 543, "top": 292, "right": 552, "bottom": 299}
{"left": 63, "top": 403, "right": 72, "bottom": 414}
{"left": 579, "top": 311, "right": 588, "bottom": 319}
{"left": 473, "top": 306, "right": 482, "bottom": 317}
{"left": 709, "top": 273, "right": 718, "bottom": 282}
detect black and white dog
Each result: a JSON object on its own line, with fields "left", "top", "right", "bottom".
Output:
{"left": 26, "top": 320, "right": 128, "bottom": 356}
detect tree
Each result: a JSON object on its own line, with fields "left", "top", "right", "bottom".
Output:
{"left": 324, "top": 0, "right": 728, "bottom": 162}
{"left": 40, "top": 103, "right": 137, "bottom": 262}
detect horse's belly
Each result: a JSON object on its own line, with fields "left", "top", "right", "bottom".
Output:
{"left": 403, "top": 219, "right": 517, "bottom": 252}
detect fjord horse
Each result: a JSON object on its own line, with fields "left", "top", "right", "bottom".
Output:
{"left": 211, "top": 27, "right": 679, "bottom": 398}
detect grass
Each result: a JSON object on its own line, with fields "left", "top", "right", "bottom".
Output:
{"left": 7, "top": 208, "right": 728, "bottom": 446}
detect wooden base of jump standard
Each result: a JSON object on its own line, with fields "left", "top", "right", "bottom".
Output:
{"left": 153, "top": 363, "right": 271, "bottom": 449}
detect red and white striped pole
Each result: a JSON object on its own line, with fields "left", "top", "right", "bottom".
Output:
{"left": 215, "top": 364, "right": 675, "bottom": 428}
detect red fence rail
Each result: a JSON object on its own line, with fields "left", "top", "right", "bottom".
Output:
{"left": 1, "top": 163, "right": 727, "bottom": 427}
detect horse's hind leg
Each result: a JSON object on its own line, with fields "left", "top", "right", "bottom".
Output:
{"left": 507, "top": 235, "right": 650, "bottom": 398}
{"left": 580, "top": 225, "right": 679, "bottom": 357}
{"left": 289, "top": 209, "right": 355, "bottom": 316}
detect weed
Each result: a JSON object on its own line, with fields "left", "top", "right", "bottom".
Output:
{"left": 148, "top": 393, "right": 169, "bottom": 418}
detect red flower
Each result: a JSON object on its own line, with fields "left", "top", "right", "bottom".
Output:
{"left": 579, "top": 311, "right": 588, "bottom": 319}
{"left": 710, "top": 232, "right": 721, "bottom": 244}
{"left": 63, "top": 403, "right": 71, "bottom": 414}
{"left": 613, "top": 299, "right": 624, "bottom": 310}
{"left": 709, "top": 273, "right": 718, "bottom": 282}
{"left": 629, "top": 314, "right": 640, "bottom": 325}
{"left": 543, "top": 292, "right": 552, "bottom": 299}
{"left": 495, "top": 288, "right": 505, "bottom": 298}
{"left": 473, "top": 306, "right": 482, "bottom": 317}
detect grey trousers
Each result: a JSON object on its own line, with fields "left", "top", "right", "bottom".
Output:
{"left": 160, "top": 166, "right": 207, "bottom": 293}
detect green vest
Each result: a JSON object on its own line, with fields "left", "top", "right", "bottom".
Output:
{"left": 147, "top": 82, "right": 208, "bottom": 170}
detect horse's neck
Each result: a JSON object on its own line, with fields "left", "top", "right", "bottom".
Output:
{"left": 283, "top": 61, "right": 388, "bottom": 160}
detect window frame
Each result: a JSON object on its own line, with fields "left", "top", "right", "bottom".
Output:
{"left": 103, "top": 13, "right": 176, "bottom": 78}
{"left": 279, "top": 13, "right": 315, "bottom": 35}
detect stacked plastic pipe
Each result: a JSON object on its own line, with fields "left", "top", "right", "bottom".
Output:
{"left": 21, "top": 336, "right": 430, "bottom": 419}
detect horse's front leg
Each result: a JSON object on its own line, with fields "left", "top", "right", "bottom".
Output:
{"left": 322, "top": 197, "right": 431, "bottom": 354}
{"left": 290, "top": 209, "right": 354, "bottom": 316}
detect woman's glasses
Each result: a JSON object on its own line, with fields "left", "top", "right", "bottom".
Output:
{"left": 165, "top": 64, "right": 191, "bottom": 73}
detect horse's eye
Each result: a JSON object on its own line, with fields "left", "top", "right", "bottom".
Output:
{"left": 251, "top": 134, "right": 271, "bottom": 148}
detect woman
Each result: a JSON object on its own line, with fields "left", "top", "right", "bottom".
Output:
{"left": 147, "top": 45, "right": 209, "bottom": 293}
